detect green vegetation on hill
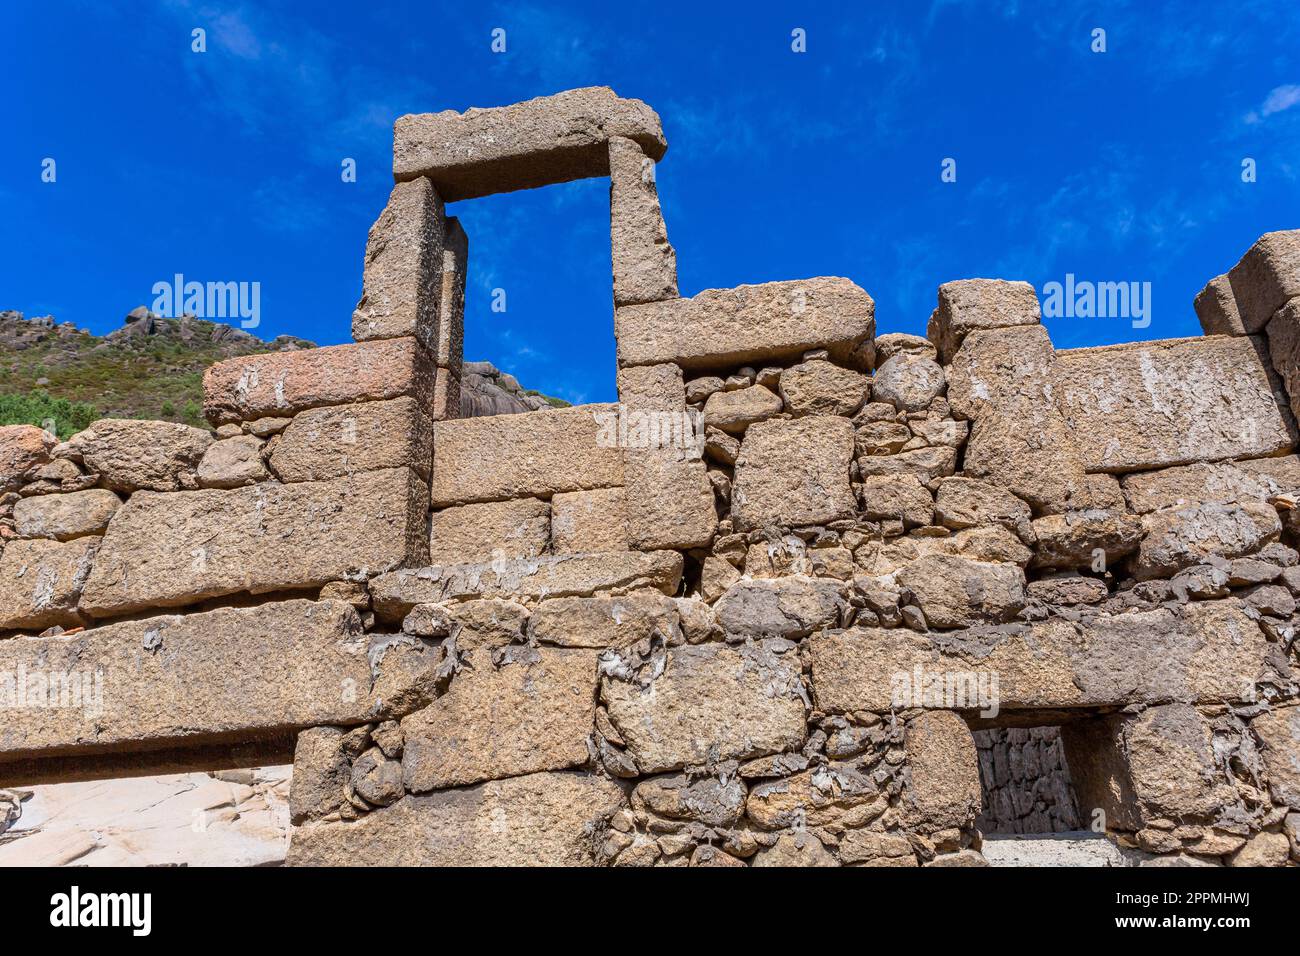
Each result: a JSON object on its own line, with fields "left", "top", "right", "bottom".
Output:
{"left": 0, "top": 391, "right": 99, "bottom": 440}
{"left": 0, "top": 311, "right": 304, "bottom": 430}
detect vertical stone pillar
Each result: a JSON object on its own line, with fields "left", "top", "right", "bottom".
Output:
{"left": 432, "top": 218, "right": 467, "bottom": 421}
{"left": 608, "top": 136, "right": 678, "bottom": 307}
{"left": 352, "top": 178, "right": 446, "bottom": 351}
{"left": 351, "top": 177, "right": 448, "bottom": 552}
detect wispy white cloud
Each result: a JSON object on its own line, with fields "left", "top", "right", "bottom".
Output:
{"left": 1246, "top": 84, "right": 1300, "bottom": 124}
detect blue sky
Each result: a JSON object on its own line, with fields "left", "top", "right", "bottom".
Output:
{"left": 5, "top": 1, "right": 1299, "bottom": 403}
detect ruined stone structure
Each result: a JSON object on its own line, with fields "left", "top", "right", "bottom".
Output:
{"left": 1, "top": 87, "right": 1299, "bottom": 867}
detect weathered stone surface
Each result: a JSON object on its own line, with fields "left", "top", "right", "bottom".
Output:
{"left": 928, "top": 279, "right": 1041, "bottom": 362}
{"left": 369, "top": 550, "right": 683, "bottom": 618}
{"left": 732, "top": 416, "right": 856, "bottom": 531}
{"left": 435, "top": 217, "right": 467, "bottom": 371}
{"left": 609, "top": 136, "right": 677, "bottom": 306}
{"left": 1121, "top": 456, "right": 1300, "bottom": 513}
{"left": 713, "top": 576, "right": 845, "bottom": 640}
{"left": 1027, "top": 574, "right": 1108, "bottom": 605}
{"left": 896, "top": 555, "right": 1026, "bottom": 628}
{"left": 1266, "top": 298, "right": 1300, "bottom": 423}
{"left": 903, "top": 711, "right": 981, "bottom": 830}
{"left": 527, "top": 594, "right": 680, "bottom": 648}
{"left": 0, "top": 425, "right": 54, "bottom": 493}
{"left": 80, "top": 468, "right": 427, "bottom": 617}
{"left": 855, "top": 419, "right": 911, "bottom": 455}
{"left": 290, "top": 727, "right": 351, "bottom": 823}
{"left": 1225, "top": 230, "right": 1300, "bottom": 333}
{"left": 946, "top": 324, "right": 1093, "bottom": 512}
{"left": 623, "top": 451, "right": 716, "bottom": 550}
{"left": 752, "top": 832, "right": 839, "bottom": 867}
{"left": 430, "top": 404, "right": 623, "bottom": 506}
{"left": 1124, "top": 704, "right": 1234, "bottom": 820}
{"left": 615, "top": 278, "right": 875, "bottom": 371}
{"left": 428, "top": 497, "right": 549, "bottom": 565}
{"left": 809, "top": 600, "right": 1274, "bottom": 712}
{"left": 1133, "top": 501, "right": 1281, "bottom": 580}
{"left": 857, "top": 445, "right": 958, "bottom": 484}
{"left": 778, "top": 359, "right": 870, "bottom": 416}
{"left": 198, "top": 434, "right": 269, "bottom": 489}
{"left": 874, "top": 332, "right": 936, "bottom": 363}
{"left": 288, "top": 770, "right": 625, "bottom": 866}
{"left": 1194, "top": 274, "right": 1247, "bottom": 335}
{"left": 1229, "top": 831, "right": 1291, "bottom": 867}
{"left": 632, "top": 773, "right": 746, "bottom": 827}
{"left": 270, "top": 398, "right": 431, "bottom": 482}
{"left": 394, "top": 87, "right": 665, "bottom": 201}
{"left": 601, "top": 642, "right": 806, "bottom": 773}
{"left": 839, "top": 830, "right": 915, "bottom": 864}
{"left": 1031, "top": 510, "right": 1144, "bottom": 569}
{"left": 445, "top": 599, "right": 530, "bottom": 650}
{"left": 935, "top": 477, "right": 1033, "bottom": 543}
{"left": 203, "top": 337, "right": 433, "bottom": 425}
{"left": 66, "top": 419, "right": 212, "bottom": 493}
{"left": 12, "top": 489, "right": 120, "bottom": 541}
{"left": 871, "top": 353, "right": 946, "bottom": 413}
{"left": 855, "top": 526, "right": 1032, "bottom": 575}
{"left": 550, "top": 488, "right": 629, "bottom": 553}
{"left": 617, "top": 362, "right": 687, "bottom": 410}
{"left": 352, "top": 178, "right": 445, "bottom": 349}
{"left": 401, "top": 647, "right": 598, "bottom": 791}
{"left": 1054, "top": 336, "right": 1296, "bottom": 472}
{"left": 859, "top": 474, "right": 934, "bottom": 528}
{"left": 352, "top": 747, "right": 404, "bottom": 807}
{"left": 1251, "top": 706, "right": 1300, "bottom": 809}
{"left": 0, "top": 537, "right": 98, "bottom": 631}
{"left": 0, "top": 600, "right": 412, "bottom": 760}
{"left": 702, "top": 385, "right": 783, "bottom": 433}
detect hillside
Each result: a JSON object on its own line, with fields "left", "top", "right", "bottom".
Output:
{"left": 0, "top": 309, "right": 566, "bottom": 437}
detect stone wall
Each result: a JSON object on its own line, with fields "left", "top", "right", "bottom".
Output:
{"left": 973, "top": 728, "right": 1080, "bottom": 835}
{"left": 1, "top": 87, "right": 1298, "bottom": 868}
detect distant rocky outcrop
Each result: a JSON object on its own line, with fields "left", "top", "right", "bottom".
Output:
{"left": 460, "top": 360, "right": 569, "bottom": 417}
{"left": 1, "top": 309, "right": 564, "bottom": 427}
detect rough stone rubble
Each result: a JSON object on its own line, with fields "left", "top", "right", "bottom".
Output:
{"left": 1, "top": 87, "right": 1298, "bottom": 868}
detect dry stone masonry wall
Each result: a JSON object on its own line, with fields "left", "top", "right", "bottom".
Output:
{"left": 1, "top": 87, "right": 1299, "bottom": 868}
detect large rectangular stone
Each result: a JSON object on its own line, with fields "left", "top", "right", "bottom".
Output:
{"left": 609, "top": 136, "right": 677, "bottom": 306}
{"left": 269, "top": 398, "right": 432, "bottom": 482}
{"left": 731, "top": 416, "right": 857, "bottom": 531}
{"left": 351, "top": 178, "right": 445, "bottom": 349}
{"left": 401, "top": 647, "right": 598, "bottom": 791}
{"left": 808, "top": 600, "right": 1277, "bottom": 713}
{"left": 550, "top": 488, "right": 629, "bottom": 553}
{"left": 79, "top": 468, "right": 427, "bottom": 618}
{"left": 1054, "top": 336, "right": 1297, "bottom": 472}
{"left": 600, "top": 642, "right": 807, "bottom": 774}
{"left": 615, "top": 278, "right": 876, "bottom": 371}
{"left": 0, "top": 600, "right": 384, "bottom": 762}
{"left": 430, "top": 404, "right": 623, "bottom": 506}
{"left": 286, "top": 770, "right": 626, "bottom": 866}
{"left": 369, "top": 550, "right": 683, "bottom": 620}
{"left": 393, "top": 87, "right": 666, "bottom": 201}
{"left": 0, "top": 537, "right": 99, "bottom": 632}
{"left": 203, "top": 338, "right": 433, "bottom": 425}
{"left": 1121, "top": 456, "right": 1300, "bottom": 513}
{"left": 428, "top": 498, "right": 550, "bottom": 564}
